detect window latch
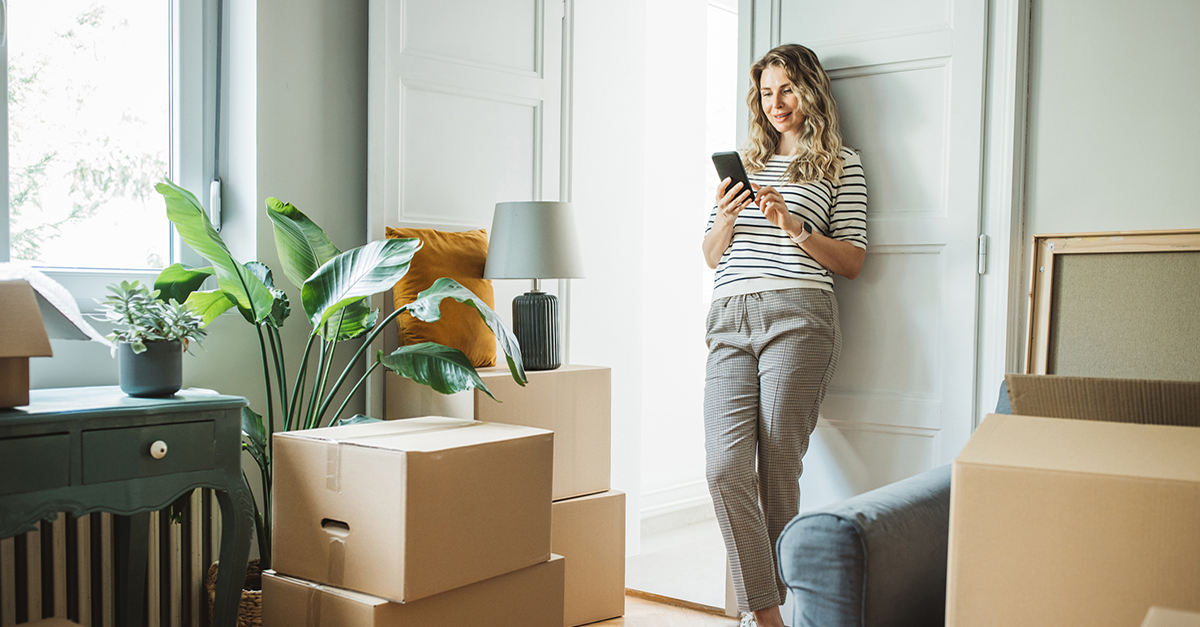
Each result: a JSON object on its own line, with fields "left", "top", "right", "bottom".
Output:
{"left": 209, "top": 178, "right": 223, "bottom": 232}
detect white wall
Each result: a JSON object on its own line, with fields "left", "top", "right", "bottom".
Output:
{"left": 569, "top": 0, "right": 648, "bottom": 555}
{"left": 1015, "top": 0, "right": 1200, "bottom": 357}
{"left": 637, "top": 0, "right": 712, "bottom": 527}
{"left": 570, "top": 0, "right": 726, "bottom": 554}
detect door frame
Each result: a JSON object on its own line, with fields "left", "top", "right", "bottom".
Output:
{"left": 737, "top": 0, "right": 1033, "bottom": 435}
{"left": 975, "top": 0, "right": 1032, "bottom": 423}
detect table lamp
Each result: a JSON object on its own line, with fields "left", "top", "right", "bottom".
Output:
{"left": 484, "top": 201, "right": 584, "bottom": 371}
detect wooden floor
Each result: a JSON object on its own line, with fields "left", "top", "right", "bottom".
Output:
{"left": 591, "top": 592, "right": 738, "bottom": 626}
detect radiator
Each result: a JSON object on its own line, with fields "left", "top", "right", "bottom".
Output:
{"left": 0, "top": 489, "right": 222, "bottom": 627}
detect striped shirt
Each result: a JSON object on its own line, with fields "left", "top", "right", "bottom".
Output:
{"left": 706, "top": 147, "right": 867, "bottom": 299}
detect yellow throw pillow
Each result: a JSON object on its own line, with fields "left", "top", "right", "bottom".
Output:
{"left": 386, "top": 227, "right": 497, "bottom": 368}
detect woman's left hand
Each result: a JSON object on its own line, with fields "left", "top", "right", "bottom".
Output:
{"left": 752, "top": 183, "right": 801, "bottom": 234}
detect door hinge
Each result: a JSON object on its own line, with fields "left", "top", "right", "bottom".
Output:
{"left": 977, "top": 234, "right": 989, "bottom": 275}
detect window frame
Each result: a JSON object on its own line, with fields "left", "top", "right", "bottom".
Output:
{"left": 1, "top": 0, "right": 222, "bottom": 311}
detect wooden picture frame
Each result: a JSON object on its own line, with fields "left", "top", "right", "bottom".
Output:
{"left": 1025, "top": 229, "right": 1200, "bottom": 376}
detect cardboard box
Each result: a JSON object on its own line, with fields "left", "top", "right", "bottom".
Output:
{"left": 946, "top": 414, "right": 1200, "bottom": 627}
{"left": 272, "top": 416, "right": 554, "bottom": 603}
{"left": 552, "top": 490, "right": 625, "bottom": 627}
{"left": 0, "top": 280, "right": 53, "bottom": 408}
{"left": 263, "top": 555, "right": 566, "bottom": 627}
{"left": 474, "top": 364, "right": 611, "bottom": 501}
{"left": 1143, "top": 608, "right": 1200, "bottom": 627}
{"left": 1006, "top": 374, "right": 1200, "bottom": 426}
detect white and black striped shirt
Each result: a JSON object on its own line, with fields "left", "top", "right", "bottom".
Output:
{"left": 706, "top": 147, "right": 867, "bottom": 299}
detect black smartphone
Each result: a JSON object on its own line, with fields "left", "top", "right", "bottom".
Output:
{"left": 712, "top": 151, "right": 756, "bottom": 203}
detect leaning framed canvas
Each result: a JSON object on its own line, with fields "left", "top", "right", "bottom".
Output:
{"left": 1025, "top": 229, "right": 1200, "bottom": 379}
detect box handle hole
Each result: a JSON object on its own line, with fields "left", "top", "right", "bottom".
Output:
{"left": 321, "top": 518, "right": 350, "bottom": 537}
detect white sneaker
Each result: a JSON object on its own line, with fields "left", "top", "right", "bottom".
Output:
{"left": 739, "top": 612, "right": 758, "bottom": 627}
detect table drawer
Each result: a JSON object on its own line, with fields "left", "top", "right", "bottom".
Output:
{"left": 82, "top": 420, "right": 216, "bottom": 484}
{"left": 0, "top": 434, "right": 70, "bottom": 496}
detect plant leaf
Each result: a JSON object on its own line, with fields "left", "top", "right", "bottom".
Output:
{"left": 331, "top": 414, "right": 383, "bottom": 428}
{"left": 241, "top": 406, "right": 267, "bottom": 450}
{"left": 245, "top": 261, "right": 291, "bottom": 328}
{"left": 378, "top": 344, "right": 496, "bottom": 400}
{"left": 301, "top": 238, "right": 421, "bottom": 331}
{"left": 184, "top": 290, "right": 236, "bottom": 326}
{"left": 240, "top": 407, "right": 269, "bottom": 472}
{"left": 241, "top": 441, "right": 268, "bottom": 477}
{"left": 266, "top": 197, "right": 343, "bottom": 289}
{"left": 154, "top": 264, "right": 215, "bottom": 304}
{"left": 317, "top": 298, "right": 378, "bottom": 341}
{"left": 155, "top": 179, "right": 276, "bottom": 324}
{"left": 403, "top": 277, "right": 527, "bottom": 385}
{"left": 244, "top": 261, "right": 276, "bottom": 289}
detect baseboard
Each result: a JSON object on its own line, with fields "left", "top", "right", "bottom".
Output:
{"left": 625, "top": 587, "right": 727, "bottom": 616}
{"left": 640, "top": 480, "right": 716, "bottom": 537}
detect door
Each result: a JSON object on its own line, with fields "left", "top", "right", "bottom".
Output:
{"left": 365, "top": 0, "right": 565, "bottom": 416}
{"left": 744, "top": 0, "right": 988, "bottom": 508}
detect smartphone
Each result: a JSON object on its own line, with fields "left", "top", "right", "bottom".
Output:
{"left": 712, "top": 151, "right": 755, "bottom": 204}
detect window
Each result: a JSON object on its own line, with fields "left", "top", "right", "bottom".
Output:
{"left": 2, "top": 0, "right": 219, "bottom": 305}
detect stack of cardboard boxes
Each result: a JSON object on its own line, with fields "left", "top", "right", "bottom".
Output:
{"left": 263, "top": 416, "right": 565, "bottom": 626}
{"left": 474, "top": 365, "right": 626, "bottom": 627}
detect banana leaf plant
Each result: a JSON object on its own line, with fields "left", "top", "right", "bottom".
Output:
{"left": 151, "top": 179, "right": 526, "bottom": 569}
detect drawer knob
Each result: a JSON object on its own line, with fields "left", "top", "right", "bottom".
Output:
{"left": 150, "top": 440, "right": 169, "bottom": 460}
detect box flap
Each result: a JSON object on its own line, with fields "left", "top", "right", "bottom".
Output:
{"left": 1006, "top": 374, "right": 1200, "bottom": 426}
{"left": 282, "top": 416, "right": 471, "bottom": 441}
{"left": 0, "top": 281, "right": 53, "bottom": 358}
{"left": 1143, "top": 607, "right": 1200, "bottom": 627}
{"left": 0, "top": 264, "right": 107, "bottom": 343}
{"left": 281, "top": 416, "right": 552, "bottom": 453}
{"left": 957, "top": 414, "right": 1200, "bottom": 482}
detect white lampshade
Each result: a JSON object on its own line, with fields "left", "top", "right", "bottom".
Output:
{"left": 484, "top": 201, "right": 585, "bottom": 280}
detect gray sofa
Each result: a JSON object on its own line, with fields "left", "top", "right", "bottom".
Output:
{"left": 775, "top": 384, "right": 1011, "bottom": 627}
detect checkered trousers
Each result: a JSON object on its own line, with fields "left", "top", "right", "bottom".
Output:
{"left": 704, "top": 288, "right": 841, "bottom": 612}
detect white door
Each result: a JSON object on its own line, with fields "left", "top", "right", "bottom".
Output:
{"left": 366, "top": 0, "right": 565, "bottom": 416}
{"left": 746, "top": 0, "right": 988, "bottom": 507}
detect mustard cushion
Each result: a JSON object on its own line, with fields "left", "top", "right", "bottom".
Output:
{"left": 386, "top": 227, "right": 496, "bottom": 368}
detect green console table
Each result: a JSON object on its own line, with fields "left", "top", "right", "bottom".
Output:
{"left": 0, "top": 386, "right": 253, "bottom": 627}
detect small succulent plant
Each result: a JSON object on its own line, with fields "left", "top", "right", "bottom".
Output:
{"left": 98, "top": 280, "right": 207, "bottom": 354}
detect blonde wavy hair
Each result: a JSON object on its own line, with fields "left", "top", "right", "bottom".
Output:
{"left": 743, "top": 44, "right": 844, "bottom": 185}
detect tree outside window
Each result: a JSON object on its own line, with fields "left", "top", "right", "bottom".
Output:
{"left": 8, "top": 0, "right": 171, "bottom": 270}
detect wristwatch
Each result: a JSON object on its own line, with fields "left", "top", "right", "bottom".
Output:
{"left": 790, "top": 221, "right": 812, "bottom": 245}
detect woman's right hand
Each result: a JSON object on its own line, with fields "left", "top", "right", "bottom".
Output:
{"left": 703, "top": 177, "right": 755, "bottom": 269}
{"left": 715, "top": 177, "right": 754, "bottom": 228}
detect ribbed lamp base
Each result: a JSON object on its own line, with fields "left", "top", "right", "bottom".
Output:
{"left": 513, "top": 291, "right": 560, "bottom": 371}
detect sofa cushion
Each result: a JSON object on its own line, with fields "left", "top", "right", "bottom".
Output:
{"left": 777, "top": 464, "right": 952, "bottom": 627}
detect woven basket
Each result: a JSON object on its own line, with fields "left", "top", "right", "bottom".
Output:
{"left": 205, "top": 558, "right": 263, "bottom": 627}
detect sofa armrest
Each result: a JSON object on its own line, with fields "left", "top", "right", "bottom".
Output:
{"left": 777, "top": 464, "right": 952, "bottom": 627}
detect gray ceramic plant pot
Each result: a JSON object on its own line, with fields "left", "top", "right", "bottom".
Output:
{"left": 119, "top": 340, "right": 183, "bottom": 397}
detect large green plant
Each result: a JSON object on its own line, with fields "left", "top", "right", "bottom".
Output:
{"left": 151, "top": 180, "right": 526, "bottom": 568}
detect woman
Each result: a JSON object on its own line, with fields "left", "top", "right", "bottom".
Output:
{"left": 701, "top": 44, "right": 867, "bottom": 627}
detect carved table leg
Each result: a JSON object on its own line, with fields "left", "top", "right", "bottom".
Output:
{"left": 114, "top": 511, "right": 150, "bottom": 627}
{"left": 212, "top": 475, "right": 255, "bottom": 627}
